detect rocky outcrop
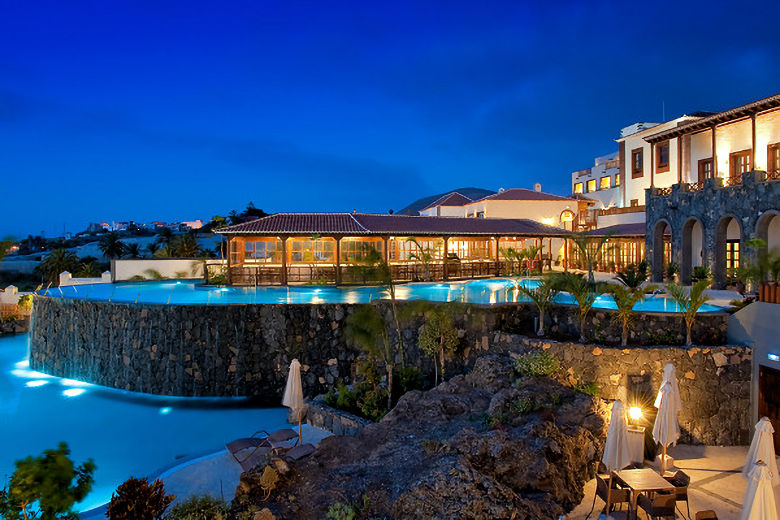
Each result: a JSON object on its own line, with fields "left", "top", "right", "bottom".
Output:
{"left": 232, "top": 355, "right": 608, "bottom": 520}
{"left": 0, "top": 316, "right": 29, "bottom": 335}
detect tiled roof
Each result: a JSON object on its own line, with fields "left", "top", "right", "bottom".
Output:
{"left": 585, "top": 223, "right": 650, "bottom": 237}
{"left": 420, "top": 192, "right": 473, "bottom": 211}
{"left": 472, "top": 188, "right": 578, "bottom": 203}
{"left": 644, "top": 93, "right": 780, "bottom": 143}
{"left": 218, "top": 213, "right": 568, "bottom": 237}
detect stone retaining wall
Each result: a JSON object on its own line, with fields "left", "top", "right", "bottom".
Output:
{"left": 30, "top": 296, "right": 728, "bottom": 399}
{"left": 488, "top": 335, "right": 751, "bottom": 445}
{"left": 305, "top": 395, "right": 372, "bottom": 436}
{"left": 1, "top": 317, "right": 29, "bottom": 335}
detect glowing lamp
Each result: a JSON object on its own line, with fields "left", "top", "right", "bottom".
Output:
{"left": 769, "top": 353, "right": 780, "bottom": 362}
{"left": 629, "top": 406, "right": 643, "bottom": 421}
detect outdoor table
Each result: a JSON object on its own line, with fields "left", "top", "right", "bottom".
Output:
{"left": 613, "top": 468, "right": 675, "bottom": 519}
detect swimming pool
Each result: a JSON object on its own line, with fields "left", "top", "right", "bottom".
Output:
{"left": 40, "top": 278, "right": 723, "bottom": 313}
{"left": 0, "top": 334, "right": 289, "bottom": 512}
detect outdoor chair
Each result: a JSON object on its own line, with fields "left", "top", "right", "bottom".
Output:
{"left": 283, "top": 443, "right": 315, "bottom": 461}
{"left": 694, "top": 511, "right": 718, "bottom": 520}
{"left": 662, "top": 470, "right": 691, "bottom": 519}
{"left": 226, "top": 428, "right": 299, "bottom": 466}
{"left": 637, "top": 492, "right": 676, "bottom": 520}
{"left": 585, "top": 474, "right": 631, "bottom": 519}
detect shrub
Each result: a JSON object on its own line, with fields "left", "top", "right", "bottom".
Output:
{"left": 395, "top": 365, "right": 424, "bottom": 394}
{"left": 165, "top": 496, "right": 229, "bottom": 520}
{"left": 0, "top": 442, "right": 95, "bottom": 520}
{"left": 575, "top": 381, "right": 600, "bottom": 397}
{"left": 513, "top": 396, "right": 536, "bottom": 415}
{"left": 106, "top": 477, "right": 175, "bottom": 520}
{"left": 17, "top": 295, "right": 32, "bottom": 311}
{"left": 691, "top": 265, "right": 712, "bottom": 283}
{"left": 358, "top": 387, "right": 388, "bottom": 421}
{"left": 514, "top": 351, "right": 560, "bottom": 378}
{"left": 335, "top": 381, "right": 357, "bottom": 410}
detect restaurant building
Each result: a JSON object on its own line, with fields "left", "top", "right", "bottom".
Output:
{"left": 217, "top": 212, "right": 568, "bottom": 285}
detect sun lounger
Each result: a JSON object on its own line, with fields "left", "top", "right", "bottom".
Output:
{"left": 227, "top": 428, "right": 299, "bottom": 466}
{"left": 283, "top": 443, "right": 315, "bottom": 461}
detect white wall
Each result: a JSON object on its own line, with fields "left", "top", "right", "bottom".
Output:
{"left": 691, "top": 221, "right": 703, "bottom": 267}
{"left": 462, "top": 199, "right": 578, "bottom": 227}
{"left": 597, "top": 211, "right": 646, "bottom": 228}
{"left": 0, "top": 286, "right": 20, "bottom": 305}
{"left": 689, "top": 130, "right": 712, "bottom": 182}
{"left": 112, "top": 259, "right": 204, "bottom": 281}
{"left": 756, "top": 109, "right": 780, "bottom": 170}
{"left": 715, "top": 119, "right": 752, "bottom": 177}
{"left": 419, "top": 206, "right": 466, "bottom": 217}
{"left": 59, "top": 271, "right": 112, "bottom": 286}
{"left": 768, "top": 217, "right": 780, "bottom": 253}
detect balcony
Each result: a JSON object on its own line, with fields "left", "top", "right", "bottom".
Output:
{"left": 651, "top": 169, "right": 776, "bottom": 198}
{"left": 598, "top": 205, "right": 645, "bottom": 217}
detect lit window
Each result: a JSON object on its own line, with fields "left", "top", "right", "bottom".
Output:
{"left": 599, "top": 176, "right": 611, "bottom": 190}
{"left": 244, "top": 240, "right": 282, "bottom": 263}
{"left": 574, "top": 182, "right": 584, "bottom": 194}
{"left": 615, "top": 174, "right": 620, "bottom": 186}
{"left": 769, "top": 143, "right": 780, "bottom": 173}
{"left": 586, "top": 180, "right": 596, "bottom": 193}
{"left": 630, "top": 199, "right": 639, "bottom": 207}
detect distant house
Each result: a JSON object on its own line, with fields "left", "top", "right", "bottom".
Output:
{"left": 418, "top": 192, "right": 473, "bottom": 216}
{"left": 181, "top": 219, "right": 204, "bottom": 230}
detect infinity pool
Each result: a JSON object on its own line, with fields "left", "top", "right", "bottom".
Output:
{"left": 0, "top": 334, "right": 289, "bottom": 512}
{"left": 40, "top": 278, "right": 723, "bottom": 313}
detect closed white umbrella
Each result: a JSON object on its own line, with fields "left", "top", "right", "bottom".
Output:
{"left": 744, "top": 417, "right": 780, "bottom": 487}
{"left": 654, "top": 363, "right": 682, "bottom": 415}
{"left": 601, "top": 400, "right": 632, "bottom": 518}
{"left": 282, "top": 359, "right": 304, "bottom": 443}
{"left": 653, "top": 381, "right": 680, "bottom": 474}
{"left": 740, "top": 461, "right": 778, "bottom": 520}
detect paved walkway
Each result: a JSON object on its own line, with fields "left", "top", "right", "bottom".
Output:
{"left": 569, "top": 445, "right": 779, "bottom": 519}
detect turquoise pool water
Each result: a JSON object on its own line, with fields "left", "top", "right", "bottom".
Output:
{"left": 0, "top": 334, "right": 289, "bottom": 512}
{"left": 40, "top": 278, "right": 723, "bottom": 313}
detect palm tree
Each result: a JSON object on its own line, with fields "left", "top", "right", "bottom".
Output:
{"left": 406, "top": 237, "right": 438, "bottom": 281}
{"left": 124, "top": 243, "right": 141, "bottom": 259}
{"left": 77, "top": 261, "right": 101, "bottom": 278}
{"left": 0, "top": 237, "right": 14, "bottom": 262}
{"left": 607, "top": 283, "right": 652, "bottom": 347}
{"left": 552, "top": 272, "right": 608, "bottom": 343}
{"left": 566, "top": 232, "right": 614, "bottom": 284}
{"left": 519, "top": 244, "right": 544, "bottom": 275}
{"left": 400, "top": 301, "right": 465, "bottom": 385}
{"left": 146, "top": 242, "right": 160, "bottom": 257}
{"left": 99, "top": 232, "right": 125, "bottom": 259}
{"left": 346, "top": 305, "right": 395, "bottom": 410}
{"left": 666, "top": 280, "right": 711, "bottom": 346}
{"left": 170, "top": 234, "right": 200, "bottom": 258}
{"left": 515, "top": 276, "right": 559, "bottom": 336}
{"left": 38, "top": 249, "right": 81, "bottom": 285}
{"left": 156, "top": 227, "right": 174, "bottom": 247}
{"left": 615, "top": 261, "right": 649, "bottom": 289}
{"left": 500, "top": 247, "right": 518, "bottom": 275}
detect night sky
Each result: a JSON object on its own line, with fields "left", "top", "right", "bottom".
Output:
{"left": 1, "top": 1, "right": 778, "bottom": 237}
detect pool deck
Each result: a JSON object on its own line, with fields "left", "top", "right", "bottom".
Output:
{"left": 80, "top": 424, "right": 332, "bottom": 519}
{"left": 569, "top": 444, "right": 779, "bottom": 519}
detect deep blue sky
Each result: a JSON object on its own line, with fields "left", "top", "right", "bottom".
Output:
{"left": 1, "top": 1, "right": 778, "bottom": 237}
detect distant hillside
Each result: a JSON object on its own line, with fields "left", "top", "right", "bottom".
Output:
{"left": 394, "top": 187, "right": 495, "bottom": 216}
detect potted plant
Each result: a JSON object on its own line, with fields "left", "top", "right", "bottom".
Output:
{"left": 664, "top": 261, "right": 679, "bottom": 283}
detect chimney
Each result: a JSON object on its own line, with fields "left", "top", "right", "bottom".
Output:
{"left": 534, "top": 183, "right": 542, "bottom": 192}
{"left": 498, "top": 187, "right": 505, "bottom": 193}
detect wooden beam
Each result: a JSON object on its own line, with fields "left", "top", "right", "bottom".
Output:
{"left": 335, "top": 237, "right": 341, "bottom": 286}
{"left": 383, "top": 237, "right": 389, "bottom": 264}
{"left": 650, "top": 142, "right": 655, "bottom": 188}
{"left": 226, "top": 236, "right": 232, "bottom": 285}
{"left": 281, "top": 237, "right": 288, "bottom": 286}
{"left": 711, "top": 125, "right": 717, "bottom": 178}
{"left": 494, "top": 237, "right": 501, "bottom": 276}
{"left": 677, "top": 136, "right": 683, "bottom": 184}
{"left": 443, "top": 237, "right": 449, "bottom": 280}
{"left": 751, "top": 113, "right": 757, "bottom": 171}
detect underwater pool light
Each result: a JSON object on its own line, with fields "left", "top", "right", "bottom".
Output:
{"left": 62, "top": 388, "right": 86, "bottom": 398}
{"left": 159, "top": 407, "right": 172, "bottom": 415}
{"left": 14, "top": 360, "right": 30, "bottom": 369}
{"left": 26, "top": 380, "right": 49, "bottom": 388}
{"left": 61, "top": 378, "right": 91, "bottom": 388}
{"left": 11, "top": 368, "right": 52, "bottom": 379}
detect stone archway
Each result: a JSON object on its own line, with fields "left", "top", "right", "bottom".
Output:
{"left": 681, "top": 218, "right": 704, "bottom": 284}
{"left": 714, "top": 215, "right": 742, "bottom": 288}
{"left": 651, "top": 219, "right": 672, "bottom": 282}
{"left": 757, "top": 210, "right": 780, "bottom": 256}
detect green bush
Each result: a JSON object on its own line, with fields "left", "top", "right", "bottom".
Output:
{"left": 327, "top": 502, "right": 358, "bottom": 520}
{"left": 513, "top": 396, "right": 536, "bottom": 415}
{"left": 691, "top": 265, "right": 712, "bottom": 283}
{"left": 358, "top": 386, "right": 389, "bottom": 421}
{"left": 514, "top": 351, "right": 560, "bottom": 378}
{"left": 0, "top": 442, "right": 95, "bottom": 520}
{"left": 575, "top": 381, "right": 600, "bottom": 397}
{"left": 165, "top": 496, "right": 229, "bottom": 520}
{"left": 106, "top": 477, "right": 175, "bottom": 520}
{"left": 395, "top": 365, "right": 424, "bottom": 393}
{"left": 335, "top": 381, "right": 357, "bottom": 410}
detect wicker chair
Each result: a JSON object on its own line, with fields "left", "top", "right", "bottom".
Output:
{"left": 585, "top": 474, "right": 631, "bottom": 519}
{"left": 663, "top": 470, "right": 691, "bottom": 519}
{"left": 637, "top": 492, "right": 677, "bottom": 520}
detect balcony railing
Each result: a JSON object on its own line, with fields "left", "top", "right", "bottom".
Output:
{"left": 723, "top": 172, "right": 743, "bottom": 187}
{"left": 763, "top": 169, "right": 780, "bottom": 182}
{"left": 652, "top": 169, "right": 777, "bottom": 198}
{"left": 686, "top": 181, "right": 704, "bottom": 191}
{"left": 598, "top": 205, "right": 645, "bottom": 216}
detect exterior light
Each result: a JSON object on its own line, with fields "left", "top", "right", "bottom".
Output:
{"left": 769, "top": 353, "right": 780, "bottom": 362}
{"left": 629, "top": 407, "right": 643, "bottom": 421}
{"left": 62, "top": 388, "right": 86, "bottom": 398}
{"left": 541, "top": 217, "right": 556, "bottom": 226}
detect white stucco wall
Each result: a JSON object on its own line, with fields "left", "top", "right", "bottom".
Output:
{"left": 59, "top": 271, "right": 112, "bottom": 286}
{"left": 715, "top": 119, "right": 752, "bottom": 177}
{"left": 755, "top": 109, "right": 780, "bottom": 171}
{"left": 462, "top": 199, "right": 578, "bottom": 227}
{"left": 689, "top": 130, "right": 712, "bottom": 182}
{"left": 691, "top": 221, "right": 703, "bottom": 267}
{"left": 419, "top": 205, "right": 467, "bottom": 217}
{"left": 112, "top": 259, "right": 204, "bottom": 281}
{"left": 596, "top": 211, "right": 646, "bottom": 228}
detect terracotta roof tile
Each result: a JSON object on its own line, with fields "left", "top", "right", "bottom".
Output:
{"left": 472, "top": 188, "right": 579, "bottom": 203}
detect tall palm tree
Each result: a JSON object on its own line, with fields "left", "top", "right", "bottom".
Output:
{"left": 38, "top": 249, "right": 81, "bottom": 285}
{"left": 606, "top": 283, "right": 652, "bottom": 347}
{"left": 406, "top": 237, "right": 438, "bottom": 281}
{"left": 77, "top": 261, "right": 101, "bottom": 278}
{"left": 666, "top": 280, "right": 711, "bottom": 346}
{"left": 146, "top": 242, "right": 160, "bottom": 257}
{"left": 99, "top": 232, "right": 125, "bottom": 259}
{"left": 566, "top": 232, "right": 614, "bottom": 284}
{"left": 552, "top": 272, "right": 608, "bottom": 343}
{"left": 615, "top": 261, "right": 649, "bottom": 289}
{"left": 124, "top": 243, "right": 141, "bottom": 259}
{"left": 500, "top": 247, "right": 518, "bottom": 275}
{"left": 346, "top": 305, "right": 395, "bottom": 410}
{"left": 156, "top": 227, "right": 174, "bottom": 247}
{"left": 520, "top": 244, "right": 544, "bottom": 274}
{"left": 515, "top": 277, "right": 559, "bottom": 336}
{"left": 171, "top": 234, "right": 200, "bottom": 258}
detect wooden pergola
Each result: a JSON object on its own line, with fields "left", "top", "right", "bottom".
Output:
{"left": 217, "top": 213, "right": 568, "bottom": 285}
